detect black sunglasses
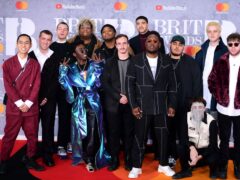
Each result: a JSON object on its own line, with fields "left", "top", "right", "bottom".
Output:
{"left": 228, "top": 42, "right": 240, "bottom": 47}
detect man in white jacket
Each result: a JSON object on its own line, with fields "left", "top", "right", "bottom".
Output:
{"left": 172, "top": 98, "right": 219, "bottom": 179}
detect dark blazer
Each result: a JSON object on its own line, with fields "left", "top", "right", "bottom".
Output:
{"left": 29, "top": 51, "right": 59, "bottom": 101}
{"left": 195, "top": 37, "right": 228, "bottom": 110}
{"left": 166, "top": 54, "right": 202, "bottom": 111}
{"left": 102, "top": 55, "right": 130, "bottom": 112}
{"left": 129, "top": 31, "right": 166, "bottom": 55}
{"left": 126, "top": 52, "right": 177, "bottom": 115}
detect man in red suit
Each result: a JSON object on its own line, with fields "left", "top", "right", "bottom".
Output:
{"left": 0, "top": 34, "right": 44, "bottom": 174}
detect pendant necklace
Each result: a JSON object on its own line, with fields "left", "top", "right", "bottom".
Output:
{"left": 78, "top": 62, "right": 87, "bottom": 81}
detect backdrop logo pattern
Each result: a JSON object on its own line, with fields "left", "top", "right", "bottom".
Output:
{"left": 55, "top": 3, "right": 85, "bottom": 10}
{"left": 55, "top": 3, "right": 63, "bottom": 9}
{"left": 16, "top": 1, "right": 28, "bottom": 10}
{"left": 184, "top": 45, "right": 201, "bottom": 57}
{"left": 114, "top": 2, "right": 128, "bottom": 11}
{"left": 216, "top": 3, "right": 230, "bottom": 12}
{"left": 155, "top": 5, "right": 163, "bottom": 11}
{"left": 155, "top": 5, "right": 187, "bottom": 11}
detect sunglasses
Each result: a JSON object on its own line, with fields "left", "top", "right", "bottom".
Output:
{"left": 228, "top": 42, "right": 240, "bottom": 47}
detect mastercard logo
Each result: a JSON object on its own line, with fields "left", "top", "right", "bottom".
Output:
{"left": 216, "top": 3, "right": 229, "bottom": 12}
{"left": 55, "top": 3, "right": 63, "bottom": 9}
{"left": 184, "top": 45, "right": 201, "bottom": 57}
{"left": 114, "top": 2, "right": 127, "bottom": 11}
{"left": 16, "top": 1, "right": 28, "bottom": 10}
{"left": 156, "top": 5, "right": 163, "bottom": 11}
{"left": 0, "top": 43, "right": 4, "bottom": 53}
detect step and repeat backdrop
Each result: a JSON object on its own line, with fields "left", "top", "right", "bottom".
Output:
{"left": 0, "top": 0, "right": 239, "bottom": 138}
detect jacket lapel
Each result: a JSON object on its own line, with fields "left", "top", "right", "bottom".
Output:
{"left": 113, "top": 58, "right": 121, "bottom": 89}
{"left": 155, "top": 54, "right": 162, "bottom": 81}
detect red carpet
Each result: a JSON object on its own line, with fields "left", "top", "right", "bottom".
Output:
{"left": 0, "top": 140, "right": 236, "bottom": 180}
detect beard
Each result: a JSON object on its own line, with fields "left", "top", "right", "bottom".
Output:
{"left": 104, "top": 36, "right": 115, "bottom": 42}
{"left": 147, "top": 49, "right": 158, "bottom": 54}
{"left": 171, "top": 51, "right": 182, "bottom": 57}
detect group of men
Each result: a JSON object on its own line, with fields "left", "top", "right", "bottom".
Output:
{"left": 0, "top": 15, "right": 240, "bottom": 180}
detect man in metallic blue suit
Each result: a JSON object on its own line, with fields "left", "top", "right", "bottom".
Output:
{"left": 59, "top": 39, "right": 110, "bottom": 172}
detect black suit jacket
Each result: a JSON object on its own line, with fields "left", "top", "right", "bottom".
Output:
{"left": 102, "top": 55, "right": 130, "bottom": 112}
{"left": 126, "top": 52, "right": 177, "bottom": 115}
{"left": 166, "top": 54, "right": 202, "bottom": 111}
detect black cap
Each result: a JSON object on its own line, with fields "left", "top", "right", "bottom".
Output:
{"left": 101, "top": 24, "right": 116, "bottom": 34}
{"left": 171, "top": 35, "right": 185, "bottom": 45}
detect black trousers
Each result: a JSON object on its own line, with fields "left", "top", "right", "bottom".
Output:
{"left": 56, "top": 89, "right": 72, "bottom": 148}
{"left": 106, "top": 104, "right": 134, "bottom": 158}
{"left": 218, "top": 112, "right": 240, "bottom": 167}
{"left": 178, "top": 146, "right": 219, "bottom": 171}
{"left": 131, "top": 114, "right": 168, "bottom": 168}
{"left": 167, "top": 111, "right": 188, "bottom": 161}
{"left": 41, "top": 90, "right": 71, "bottom": 155}
{"left": 82, "top": 101, "right": 99, "bottom": 163}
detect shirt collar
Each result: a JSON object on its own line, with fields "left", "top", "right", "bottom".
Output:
{"left": 56, "top": 39, "right": 67, "bottom": 43}
{"left": 34, "top": 48, "right": 53, "bottom": 58}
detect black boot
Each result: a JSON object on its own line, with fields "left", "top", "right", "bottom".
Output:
{"left": 0, "top": 161, "right": 7, "bottom": 175}
{"left": 43, "top": 154, "right": 55, "bottom": 167}
{"left": 234, "top": 161, "right": 240, "bottom": 179}
{"left": 22, "top": 155, "right": 45, "bottom": 171}
{"left": 124, "top": 154, "right": 132, "bottom": 171}
{"left": 108, "top": 156, "right": 119, "bottom": 171}
{"left": 218, "top": 165, "right": 227, "bottom": 179}
{"left": 172, "top": 168, "right": 192, "bottom": 179}
{"left": 209, "top": 164, "right": 218, "bottom": 179}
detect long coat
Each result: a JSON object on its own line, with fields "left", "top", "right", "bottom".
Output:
{"left": 2, "top": 55, "right": 41, "bottom": 116}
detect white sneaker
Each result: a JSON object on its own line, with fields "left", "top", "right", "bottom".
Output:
{"left": 158, "top": 165, "right": 175, "bottom": 176}
{"left": 67, "top": 143, "right": 72, "bottom": 153}
{"left": 57, "top": 146, "right": 67, "bottom": 157}
{"left": 128, "top": 167, "right": 142, "bottom": 178}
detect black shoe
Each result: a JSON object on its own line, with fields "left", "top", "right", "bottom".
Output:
{"left": 218, "top": 165, "right": 227, "bottom": 179}
{"left": 172, "top": 169, "right": 192, "bottom": 179}
{"left": 0, "top": 162, "right": 6, "bottom": 175}
{"left": 209, "top": 169, "right": 218, "bottom": 179}
{"left": 209, "top": 164, "right": 218, "bottom": 179}
{"left": 43, "top": 154, "right": 55, "bottom": 167}
{"left": 108, "top": 157, "right": 119, "bottom": 171}
{"left": 22, "top": 156, "right": 45, "bottom": 171}
{"left": 124, "top": 154, "right": 132, "bottom": 171}
{"left": 125, "top": 162, "right": 132, "bottom": 171}
{"left": 234, "top": 162, "right": 240, "bottom": 179}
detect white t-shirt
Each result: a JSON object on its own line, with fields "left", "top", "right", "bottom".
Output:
{"left": 34, "top": 48, "right": 53, "bottom": 71}
{"left": 146, "top": 55, "right": 158, "bottom": 79}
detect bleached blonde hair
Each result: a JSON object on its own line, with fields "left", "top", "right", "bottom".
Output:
{"left": 206, "top": 22, "right": 221, "bottom": 33}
